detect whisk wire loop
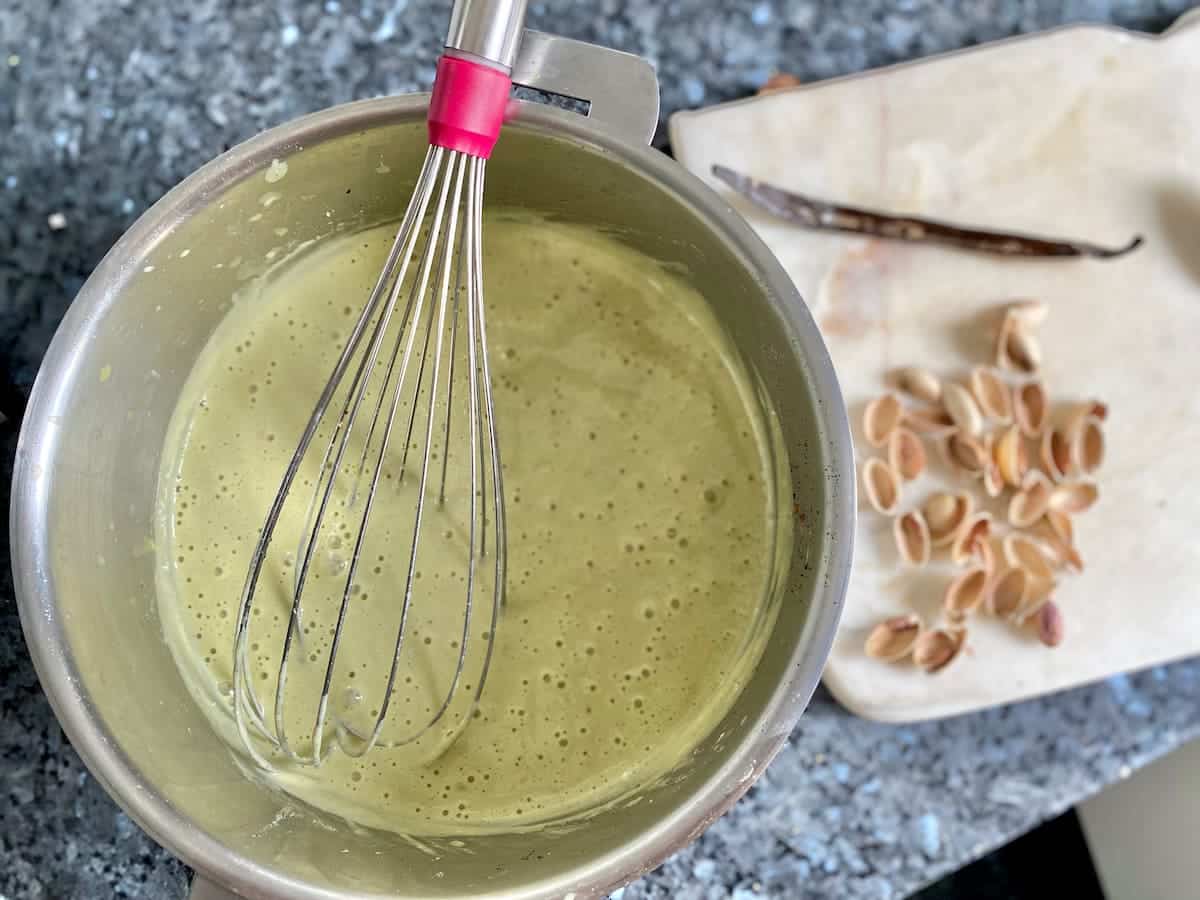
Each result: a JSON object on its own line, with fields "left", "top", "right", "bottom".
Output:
{"left": 232, "top": 146, "right": 506, "bottom": 767}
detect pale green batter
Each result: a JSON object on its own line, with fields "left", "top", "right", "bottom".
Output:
{"left": 157, "top": 212, "right": 786, "bottom": 836}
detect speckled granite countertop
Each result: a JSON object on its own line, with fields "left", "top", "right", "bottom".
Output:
{"left": 2, "top": 1, "right": 1198, "bottom": 898}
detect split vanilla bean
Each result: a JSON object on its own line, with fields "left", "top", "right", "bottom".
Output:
{"left": 712, "top": 165, "right": 1142, "bottom": 260}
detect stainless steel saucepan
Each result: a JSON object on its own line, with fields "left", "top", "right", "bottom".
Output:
{"left": 12, "top": 30, "right": 853, "bottom": 900}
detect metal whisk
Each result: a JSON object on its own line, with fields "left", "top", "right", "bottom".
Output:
{"left": 232, "top": 0, "right": 529, "bottom": 768}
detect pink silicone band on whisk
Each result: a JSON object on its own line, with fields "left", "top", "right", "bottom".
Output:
{"left": 427, "top": 55, "right": 512, "bottom": 158}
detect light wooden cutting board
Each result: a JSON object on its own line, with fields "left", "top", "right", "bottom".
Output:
{"left": 670, "top": 12, "right": 1200, "bottom": 722}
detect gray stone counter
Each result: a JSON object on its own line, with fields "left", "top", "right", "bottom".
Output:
{"left": 2, "top": 1, "right": 1198, "bottom": 898}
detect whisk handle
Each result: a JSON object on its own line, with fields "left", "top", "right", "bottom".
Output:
{"left": 445, "top": 0, "right": 530, "bottom": 71}
{"left": 430, "top": 0, "right": 530, "bottom": 157}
